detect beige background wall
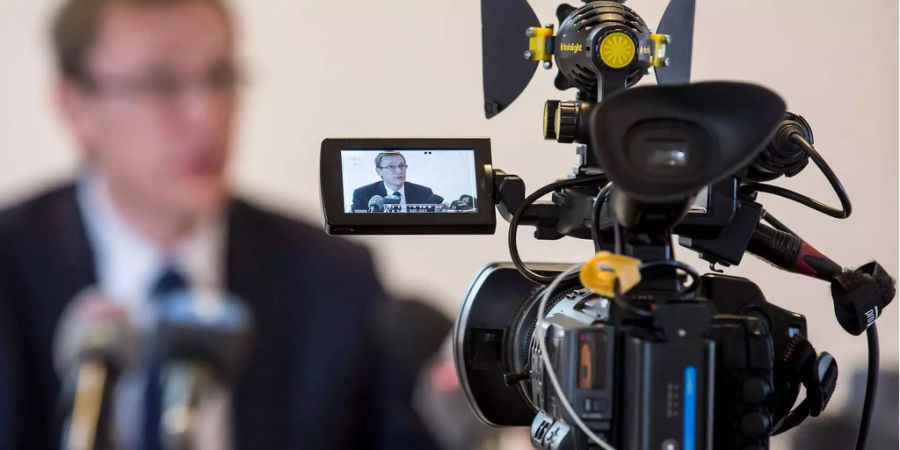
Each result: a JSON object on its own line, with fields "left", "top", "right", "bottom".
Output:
{"left": 0, "top": 0, "right": 896, "bottom": 448}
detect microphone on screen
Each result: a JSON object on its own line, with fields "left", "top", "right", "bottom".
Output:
{"left": 367, "top": 195, "right": 384, "bottom": 213}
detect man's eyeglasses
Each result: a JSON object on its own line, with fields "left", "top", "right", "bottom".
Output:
{"left": 79, "top": 62, "right": 245, "bottom": 103}
{"left": 379, "top": 164, "right": 408, "bottom": 171}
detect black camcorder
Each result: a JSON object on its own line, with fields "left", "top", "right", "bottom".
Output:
{"left": 319, "top": 1, "right": 895, "bottom": 449}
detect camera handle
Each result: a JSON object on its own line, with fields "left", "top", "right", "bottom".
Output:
{"left": 494, "top": 169, "right": 609, "bottom": 241}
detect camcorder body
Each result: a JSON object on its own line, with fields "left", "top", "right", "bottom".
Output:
{"left": 319, "top": 1, "right": 895, "bottom": 449}
{"left": 457, "top": 263, "right": 806, "bottom": 450}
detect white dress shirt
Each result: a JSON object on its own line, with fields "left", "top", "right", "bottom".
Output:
{"left": 384, "top": 181, "right": 406, "bottom": 212}
{"left": 76, "top": 170, "right": 231, "bottom": 450}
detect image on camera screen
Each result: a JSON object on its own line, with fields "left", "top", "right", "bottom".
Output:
{"left": 341, "top": 149, "right": 479, "bottom": 214}
{"left": 691, "top": 185, "right": 709, "bottom": 213}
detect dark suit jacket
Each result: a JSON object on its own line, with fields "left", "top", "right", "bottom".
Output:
{"left": 0, "top": 184, "right": 438, "bottom": 450}
{"left": 350, "top": 182, "right": 437, "bottom": 212}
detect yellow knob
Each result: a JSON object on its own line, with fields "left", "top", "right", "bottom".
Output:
{"left": 599, "top": 32, "right": 636, "bottom": 69}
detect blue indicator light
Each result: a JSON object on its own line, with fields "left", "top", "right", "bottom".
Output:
{"left": 683, "top": 366, "right": 697, "bottom": 450}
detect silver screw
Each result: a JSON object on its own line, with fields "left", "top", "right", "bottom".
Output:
{"left": 678, "top": 329, "right": 686, "bottom": 338}
{"left": 543, "top": 61, "right": 553, "bottom": 69}
{"left": 526, "top": 28, "right": 535, "bottom": 37}
{"left": 524, "top": 50, "right": 534, "bottom": 60}
{"left": 664, "top": 57, "right": 671, "bottom": 67}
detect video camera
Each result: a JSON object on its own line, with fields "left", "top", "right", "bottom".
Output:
{"left": 319, "top": 1, "right": 896, "bottom": 449}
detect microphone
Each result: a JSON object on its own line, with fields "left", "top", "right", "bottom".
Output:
{"left": 452, "top": 195, "right": 475, "bottom": 211}
{"left": 382, "top": 195, "right": 401, "bottom": 212}
{"left": 54, "top": 289, "right": 137, "bottom": 450}
{"left": 367, "top": 195, "right": 384, "bottom": 213}
{"left": 154, "top": 289, "right": 254, "bottom": 450}
{"left": 745, "top": 112, "right": 813, "bottom": 182}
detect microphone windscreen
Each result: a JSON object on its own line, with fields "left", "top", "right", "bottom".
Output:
{"left": 156, "top": 289, "right": 255, "bottom": 380}
{"left": 53, "top": 289, "right": 138, "bottom": 377}
{"left": 368, "top": 195, "right": 384, "bottom": 208}
{"left": 457, "top": 195, "right": 475, "bottom": 210}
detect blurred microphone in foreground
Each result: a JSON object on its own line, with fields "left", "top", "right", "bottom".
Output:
{"left": 154, "top": 289, "right": 254, "bottom": 450}
{"left": 54, "top": 290, "right": 137, "bottom": 450}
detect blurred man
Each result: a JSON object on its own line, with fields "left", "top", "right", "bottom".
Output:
{"left": 0, "top": 0, "right": 436, "bottom": 449}
{"left": 351, "top": 152, "right": 439, "bottom": 212}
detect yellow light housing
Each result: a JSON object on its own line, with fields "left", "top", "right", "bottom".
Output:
{"left": 526, "top": 26, "right": 554, "bottom": 62}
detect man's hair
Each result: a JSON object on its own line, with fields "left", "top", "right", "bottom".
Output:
{"left": 374, "top": 152, "right": 406, "bottom": 169}
{"left": 52, "top": 0, "right": 232, "bottom": 83}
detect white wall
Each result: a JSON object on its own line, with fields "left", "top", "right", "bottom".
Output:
{"left": 0, "top": 1, "right": 896, "bottom": 448}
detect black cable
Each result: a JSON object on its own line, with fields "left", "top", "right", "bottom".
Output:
{"left": 591, "top": 183, "right": 612, "bottom": 251}
{"left": 855, "top": 324, "right": 879, "bottom": 450}
{"left": 606, "top": 260, "right": 702, "bottom": 318}
{"left": 613, "top": 222, "right": 623, "bottom": 254}
{"left": 740, "top": 134, "right": 852, "bottom": 219}
{"left": 793, "top": 134, "right": 852, "bottom": 218}
{"left": 509, "top": 175, "right": 606, "bottom": 284}
{"left": 741, "top": 183, "right": 847, "bottom": 219}
{"left": 762, "top": 211, "right": 797, "bottom": 236}
{"left": 639, "top": 259, "right": 701, "bottom": 294}
{"left": 612, "top": 291, "right": 655, "bottom": 317}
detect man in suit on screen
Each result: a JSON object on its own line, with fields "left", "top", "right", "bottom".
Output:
{"left": 351, "top": 152, "right": 441, "bottom": 212}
